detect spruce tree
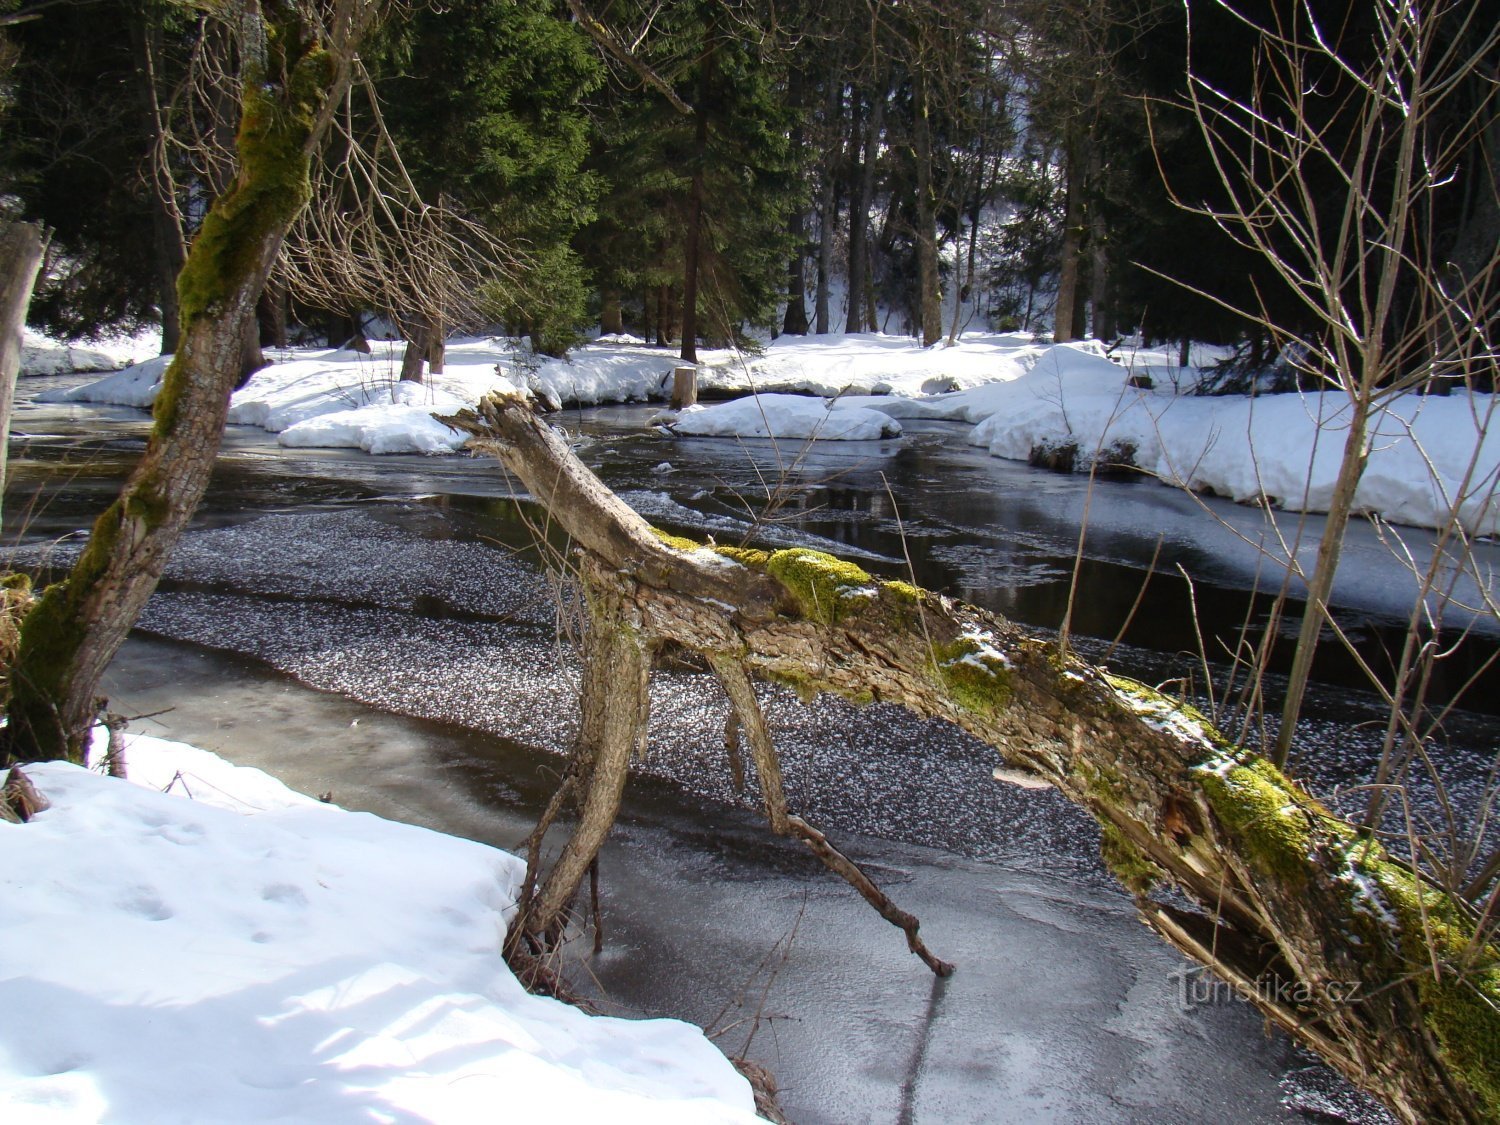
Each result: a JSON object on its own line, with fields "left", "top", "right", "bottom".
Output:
{"left": 371, "top": 0, "right": 601, "bottom": 358}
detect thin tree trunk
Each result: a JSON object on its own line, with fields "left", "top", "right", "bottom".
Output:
{"left": 427, "top": 312, "right": 445, "bottom": 375}
{"left": 679, "top": 53, "right": 712, "bottom": 364}
{"left": 657, "top": 284, "right": 672, "bottom": 346}
{"left": 400, "top": 322, "right": 427, "bottom": 383}
{"left": 2, "top": 11, "right": 353, "bottom": 765}
{"left": 816, "top": 181, "right": 835, "bottom": 334}
{"left": 600, "top": 288, "right": 622, "bottom": 335}
{"left": 1054, "top": 126, "right": 1086, "bottom": 344}
{"left": 518, "top": 568, "right": 651, "bottom": 942}
{"left": 1272, "top": 409, "right": 1369, "bottom": 766}
{"left": 846, "top": 96, "right": 869, "bottom": 334}
{"left": 128, "top": 4, "right": 187, "bottom": 356}
{"left": 949, "top": 93, "right": 991, "bottom": 346}
{"left": 236, "top": 306, "right": 265, "bottom": 388}
{"left": 912, "top": 71, "right": 941, "bottom": 348}
{"left": 782, "top": 68, "right": 809, "bottom": 337}
{"left": 858, "top": 94, "right": 884, "bottom": 333}
{"left": 258, "top": 281, "right": 287, "bottom": 349}
{"left": 0, "top": 221, "right": 47, "bottom": 525}
{"left": 783, "top": 204, "right": 810, "bottom": 336}
{"left": 815, "top": 75, "right": 841, "bottom": 335}
{"left": 1087, "top": 148, "right": 1112, "bottom": 340}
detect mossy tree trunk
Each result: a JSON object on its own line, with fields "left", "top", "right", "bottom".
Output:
{"left": 1, "top": 4, "right": 371, "bottom": 765}
{"left": 449, "top": 391, "right": 1500, "bottom": 1125}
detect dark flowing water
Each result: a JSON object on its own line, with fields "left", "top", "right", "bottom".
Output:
{"left": 6, "top": 376, "right": 1455, "bottom": 1122}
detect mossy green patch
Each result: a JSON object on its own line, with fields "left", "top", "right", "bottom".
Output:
{"left": 1106, "top": 673, "right": 1229, "bottom": 760}
{"left": 765, "top": 548, "right": 874, "bottom": 625}
{"left": 648, "top": 529, "right": 772, "bottom": 570}
{"left": 649, "top": 528, "right": 701, "bottom": 553}
{"left": 931, "top": 633, "right": 1013, "bottom": 717}
{"left": 1100, "top": 821, "right": 1160, "bottom": 895}
{"left": 164, "top": 32, "right": 331, "bottom": 439}
{"left": 712, "top": 545, "right": 771, "bottom": 568}
{"left": 883, "top": 579, "right": 923, "bottom": 603}
{"left": 1356, "top": 853, "right": 1500, "bottom": 1114}
{"left": 1197, "top": 758, "right": 1315, "bottom": 887}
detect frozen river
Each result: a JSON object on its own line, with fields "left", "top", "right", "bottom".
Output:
{"left": 3, "top": 378, "right": 1434, "bottom": 1122}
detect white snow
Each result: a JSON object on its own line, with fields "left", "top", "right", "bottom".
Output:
{"left": 47, "top": 329, "right": 1500, "bottom": 534}
{"left": 19, "top": 328, "right": 162, "bottom": 377}
{"left": 662, "top": 393, "right": 902, "bottom": 441}
{"left": 0, "top": 734, "right": 763, "bottom": 1125}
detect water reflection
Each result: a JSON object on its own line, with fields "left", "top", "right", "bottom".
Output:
{"left": 8, "top": 385, "right": 1500, "bottom": 713}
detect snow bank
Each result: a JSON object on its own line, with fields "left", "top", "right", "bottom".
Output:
{"left": 0, "top": 736, "right": 763, "bottom": 1124}
{"left": 45, "top": 329, "right": 1499, "bottom": 533}
{"left": 709, "top": 331, "right": 1048, "bottom": 398}
{"left": 20, "top": 328, "right": 161, "bottom": 377}
{"left": 960, "top": 347, "right": 1500, "bottom": 536}
{"left": 43, "top": 354, "right": 174, "bottom": 408}
{"left": 662, "top": 393, "right": 903, "bottom": 441}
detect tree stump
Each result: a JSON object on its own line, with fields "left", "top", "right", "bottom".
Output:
{"left": 670, "top": 365, "right": 697, "bottom": 409}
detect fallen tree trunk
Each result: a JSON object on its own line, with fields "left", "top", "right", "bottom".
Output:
{"left": 447, "top": 391, "right": 1500, "bottom": 1124}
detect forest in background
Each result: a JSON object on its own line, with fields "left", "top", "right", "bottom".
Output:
{"left": 4, "top": 0, "right": 1495, "bottom": 387}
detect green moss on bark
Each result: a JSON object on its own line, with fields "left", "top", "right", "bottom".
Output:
{"left": 1197, "top": 758, "right": 1317, "bottom": 887}
{"left": 649, "top": 528, "right": 701, "bottom": 553}
{"left": 161, "top": 36, "right": 330, "bottom": 438}
{"left": 765, "top": 548, "right": 874, "bottom": 625}
{"left": 1106, "top": 673, "right": 1228, "bottom": 760}
{"left": 1100, "top": 821, "right": 1161, "bottom": 894}
{"left": 930, "top": 634, "right": 1013, "bottom": 716}
{"left": 712, "top": 545, "right": 771, "bottom": 568}
{"left": 1354, "top": 853, "right": 1500, "bottom": 1115}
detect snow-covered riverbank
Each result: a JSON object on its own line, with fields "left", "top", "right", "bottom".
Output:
{"left": 0, "top": 735, "right": 763, "bottom": 1124}
{"left": 51, "top": 331, "right": 1500, "bottom": 537}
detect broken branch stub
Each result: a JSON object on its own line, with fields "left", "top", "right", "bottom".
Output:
{"left": 453, "top": 392, "right": 1500, "bottom": 1124}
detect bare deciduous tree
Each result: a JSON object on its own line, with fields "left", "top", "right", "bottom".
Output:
{"left": 1154, "top": 0, "right": 1500, "bottom": 766}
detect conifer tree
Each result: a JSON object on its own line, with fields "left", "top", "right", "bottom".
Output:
{"left": 579, "top": 0, "right": 797, "bottom": 361}
{"left": 373, "top": 0, "right": 600, "bottom": 360}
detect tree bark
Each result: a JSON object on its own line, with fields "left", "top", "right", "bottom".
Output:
{"left": 782, "top": 70, "right": 810, "bottom": 338}
{"left": 814, "top": 72, "right": 840, "bottom": 336}
{"left": 1053, "top": 125, "right": 1086, "bottom": 344}
{"left": 912, "top": 71, "right": 941, "bottom": 348}
{"left": 679, "top": 53, "right": 712, "bottom": 364}
{"left": 447, "top": 391, "right": 1500, "bottom": 1125}
{"left": 2, "top": 9, "right": 355, "bottom": 764}
{"left": 847, "top": 91, "right": 884, "bottom": 335}
{"left": 236, "top": 305, "right": 266, "bottom": 387}
{"left": 782, "top": 204, "right": 810, "bottom": 336}
{"left": 518, "top": 569, "right": 651, "bottom": 944}
{"left": 600, "top": 288, "right": 622, "bottom": 335}
{"left": 400, "top": 318, "right": 428, "bottom": 383}
{"left": 845, "top": 95, "right": 867, "bottom": 335}
{"left": 1272, "top": 409, "right": 1369, "bottom": 766}
{"left": 0, "top": 220, "right": 47, "bottom": 526}
{"left": 1088, "top": 145, "right": 1112, "bottom": 341}
{"left": 258, "top": 281, "right": 288, "bottom": 350}
{"left": 427, "top": 313, "right": 445, "bottom": 375}
{"left": 128, "top": 3, "right": 187, "bottom": 357}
